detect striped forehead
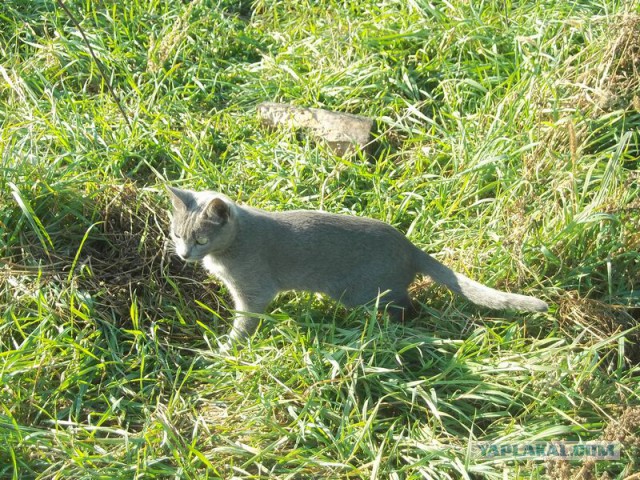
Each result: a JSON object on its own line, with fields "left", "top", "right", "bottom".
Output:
{"left": 171, "top": 208, "right": 205, "bottom": 236}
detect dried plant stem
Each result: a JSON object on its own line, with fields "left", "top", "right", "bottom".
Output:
{"left": 55, "top": 0, "right": 133, "bottom": 132}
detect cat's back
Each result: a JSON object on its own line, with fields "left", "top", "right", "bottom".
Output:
{"left": 260, "top": 208, "right": 416, "bottom": 259}
{"left": 272, "top": 208, "right": 400, "bottom": 236}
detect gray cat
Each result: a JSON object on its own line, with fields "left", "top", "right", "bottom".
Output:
{"left": 168, "top": 187, "right": 547, "bottom": 344}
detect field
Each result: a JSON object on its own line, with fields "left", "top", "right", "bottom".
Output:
{"left": 1, "top": 0, "right": 639, "bottom": 478}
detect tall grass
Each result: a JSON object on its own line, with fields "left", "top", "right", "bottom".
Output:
{"left": 1, "top": 0, "right": 639, "bottom": 478}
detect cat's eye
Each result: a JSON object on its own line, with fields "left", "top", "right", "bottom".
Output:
{"left": 173, "top": 232, "right": 181, "bottom": 239}
{"left": 196, "top": 236, "right": 209, "bottom": 245}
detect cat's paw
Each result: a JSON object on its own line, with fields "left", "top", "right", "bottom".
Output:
{"left": 218, "top": 340, "right": 233, "bottom": 355}
{"left": 218, "top": 337, "right": 247, "bottom": 355}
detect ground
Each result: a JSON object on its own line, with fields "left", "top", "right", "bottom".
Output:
{"left": 0, "top": 0, "right": 639, "bottom": 478}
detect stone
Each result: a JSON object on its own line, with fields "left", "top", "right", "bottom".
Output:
{"left": 257, "top": 102, "right": 373, "bottom": 156}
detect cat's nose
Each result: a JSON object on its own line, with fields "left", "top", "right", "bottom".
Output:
{"left": 177, "top": 247, "right": 201, "bottom": 263}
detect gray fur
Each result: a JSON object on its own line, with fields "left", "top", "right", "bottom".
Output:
{"left": 168, "top": 187, "right": 548, "bottom": 342}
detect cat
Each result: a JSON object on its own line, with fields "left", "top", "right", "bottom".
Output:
{"left": 167, "top": 186, "right": 548, "bottom": 345}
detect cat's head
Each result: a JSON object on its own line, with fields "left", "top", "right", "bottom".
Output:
{"left": 167, "top": 187, "right": 237, "bottom": 262}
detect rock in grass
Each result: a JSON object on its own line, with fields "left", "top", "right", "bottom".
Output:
{"left": 257, "top": 102, "right": 373, "bottom": 156}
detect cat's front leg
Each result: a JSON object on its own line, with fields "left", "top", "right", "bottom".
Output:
{"left": 225, "top": 288, "right": 276, "bottom": 345}
{"left": 229, "top": 313, "right": 261, "bottom": 342}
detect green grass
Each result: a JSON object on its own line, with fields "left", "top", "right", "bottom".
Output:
{"left": 1, "top": 0, "right": 639, "bottom": 478}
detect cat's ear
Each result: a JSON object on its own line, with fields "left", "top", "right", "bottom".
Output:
{"left": 167, "top": 186, "right": 191, "bottom": 211}
{"left": 204, "top": 197, "right": 231, "bottom": 223}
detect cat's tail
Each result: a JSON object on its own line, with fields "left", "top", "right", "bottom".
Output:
{"left": 416, "top": 251, "right": 548, "bottom": 312}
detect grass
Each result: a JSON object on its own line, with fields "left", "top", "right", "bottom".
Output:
{"left": 1, "top": 0, "right": 639, "bottom": 478}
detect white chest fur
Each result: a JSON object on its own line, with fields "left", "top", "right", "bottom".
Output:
{"left": 202, "top": 254, "right": 244, "bottom": 304}
{"left": 202, "top": 255, "right": 231, "bottom": 283}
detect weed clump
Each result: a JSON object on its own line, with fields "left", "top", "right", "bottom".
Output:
{"left": 583, "top": 14, "right": 640, "bottom": 113}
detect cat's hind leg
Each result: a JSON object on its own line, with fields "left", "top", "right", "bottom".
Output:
{"left": 337, "top": 286, "right": 416, "bottom": 321}
{"left": 384, "top": 293, "right": 416, "bottom": 322}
